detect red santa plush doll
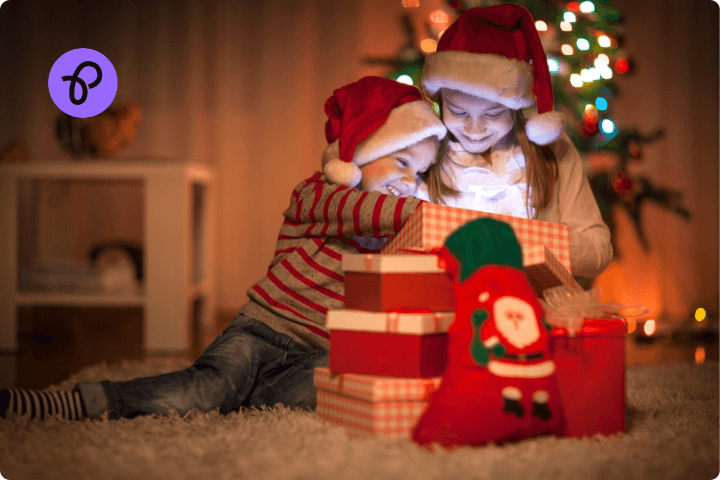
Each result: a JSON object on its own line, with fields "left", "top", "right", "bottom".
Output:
{"left": 412, "top": 218, "right": 565, "bottom": 448}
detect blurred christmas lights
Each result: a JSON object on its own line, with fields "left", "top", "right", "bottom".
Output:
{"left": 396, "top": 75, "right": 413, "bottom": 85}
{"left": 695, "top": 308, "right": 707, "bottom": 321}
{"left": 561, "top": 44, "right": 574, "bottom": 56}
{"left": 420, "top": 38, "right": 438, "bottom": 53}
{"left": 598, "top": 35, "right": 612, "bottom": 47}
{"left": 564, "top": 11, "right": 577, "bottom": 22}
{"left": 560, "top": 21, "right": 572, "bottom": 31}
{"left": 535, "top": 20, "right": 548, "bottom": 31}
{"left": 580, "top": 1, "right": 595, "bottom": 13}
{"left": 643, "top": 320, "right": 656, "bottom": 336}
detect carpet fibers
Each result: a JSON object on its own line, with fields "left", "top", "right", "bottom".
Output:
{"left": 0, "top": 360, "right": 718, "bottom": 480}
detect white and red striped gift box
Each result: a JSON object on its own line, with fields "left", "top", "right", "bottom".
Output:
{"left": 314, "top": 367, "right": 441, "bottom": 438}
{"left": 382, "top": 202, "right": 572, "bottom": 274}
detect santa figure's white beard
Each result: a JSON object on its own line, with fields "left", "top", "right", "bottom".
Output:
{"left": 493, "top": 296, "right": 540, "bottom": 349}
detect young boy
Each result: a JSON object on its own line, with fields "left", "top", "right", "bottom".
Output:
{"left": 0, "top": 76, "right": 446, "bottom": 421}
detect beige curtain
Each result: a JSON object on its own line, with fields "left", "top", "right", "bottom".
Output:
{"left": 0, "top": 0, "right": 717, "bottom": 327}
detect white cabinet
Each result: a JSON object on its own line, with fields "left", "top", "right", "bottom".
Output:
{"left": 0, "top": 160, "right": 216, "bottom": 387}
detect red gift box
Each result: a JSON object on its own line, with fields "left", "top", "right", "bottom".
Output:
{"left": 550, "top": 318, "right": 627, "bottom": 437}
{"left": 314, "top": 367, "right": 441, "bottom": 438}
{"left": 342, "top": 254, "right": 454, "bottom": 312}
{"left": 382, "top": 202, "right": 572, "bottom": 273}
{"left": 343, "top": 249, "right": 580, "bottom": 309}
{"left": 327, "top": 310, "right": 454, "bottom": 377}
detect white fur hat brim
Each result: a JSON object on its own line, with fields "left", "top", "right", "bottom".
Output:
{"left": 423, "top": 51, "right": 534, "bottom": 109}
{"left": 321, "top": 100, "right": 447, "bottom": 187}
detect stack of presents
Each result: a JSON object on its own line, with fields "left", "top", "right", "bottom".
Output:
{"left": 315, "top": 203, "right": 626, "bottom": 441}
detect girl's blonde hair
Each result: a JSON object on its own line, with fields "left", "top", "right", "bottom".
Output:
{"left": 423, "top": 104, "right": 559, "bottom": 218}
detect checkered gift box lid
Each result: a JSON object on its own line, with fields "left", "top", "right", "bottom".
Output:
{"left": 314, "top": 367, "right": 441, "bottom": 402}
{"left": 523, "top": 244, "right": 582, "bottom": 297}
{"left": 326, "top": 310, "right": 454, "bottom": 334}
{"left": 382, "top": 202, "right": 571, "bottom": 273}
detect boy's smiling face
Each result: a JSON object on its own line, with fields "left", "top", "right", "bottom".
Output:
{"left": 358, "top": 136, "right": 438, "bottom": 197}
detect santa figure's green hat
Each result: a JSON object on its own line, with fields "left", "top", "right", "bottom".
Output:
{"left": 422, "top": 4, "right": 565, "bottom": 145}
{"left": 440, "top": 218, "right": 523, "bottom": 283}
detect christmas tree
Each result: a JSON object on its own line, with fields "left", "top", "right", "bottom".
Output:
{"left": 365, "top": 0, "right": 691, "bottom": 259}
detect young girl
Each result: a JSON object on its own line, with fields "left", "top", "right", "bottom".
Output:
{"left": 0, "top": 76, "right": 446, "bottom": 421}
{"left": 415, "top": 4, "right": 612, "bottom": 280}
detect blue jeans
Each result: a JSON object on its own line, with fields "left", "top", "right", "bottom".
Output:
{"left": 76, "top": 315, "right": 329, "bottom": 419}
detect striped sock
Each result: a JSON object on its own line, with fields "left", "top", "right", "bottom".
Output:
{"left": 0, "top": 388, "right": 87, "bottom": 420}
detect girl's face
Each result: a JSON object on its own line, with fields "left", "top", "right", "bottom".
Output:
{"left": 440, "top": 88, "right": 514, "bottom": 154}
{"left": 358, "top": 136, "right": 438, "bottom": 197}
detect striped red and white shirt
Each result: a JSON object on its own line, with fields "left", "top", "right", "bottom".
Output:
{"left": 239, "top": 172, "right": 424, "bottom": 350}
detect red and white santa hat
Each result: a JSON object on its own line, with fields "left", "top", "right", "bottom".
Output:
{"left": 422, "top": 4, "right": 565, "bottom": 146}
{"left": 322, "top": 76, "right": 447, "bottom": 188}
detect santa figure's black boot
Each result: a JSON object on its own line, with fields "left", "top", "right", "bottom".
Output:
{"left": 503, "top": 397, "right": 525, "bottom": 418}
{"left": 532, "top": 401, "right": 552, "bottom": 421}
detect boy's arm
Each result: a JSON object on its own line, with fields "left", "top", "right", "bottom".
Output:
{"left": 281, "top": 172, "right": 423, "bottom": 238}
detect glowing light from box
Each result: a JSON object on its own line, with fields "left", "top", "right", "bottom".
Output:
{"left": 535, "top": 20, "right": 548, "bottom": 31}
{"left": 560, "top": 21, "right": 572, "bottom": 32}
{"left": 402, "top": 0, "right": 420, "bottom": 7}
{"left": 430, "top": 9, "right": 450, "bottom": 25}
{"left": 695, "top": 347, "right": 706, "bottom": 364}
{"left": 570, "top": 74, "right": 583, "bottom": 87}
{"left": 695, "top": 308, "right": 707, "bottom": 321}
{"left": 547, "top": 57, "right": 560, "bottom": 74}
{"left": 595, "top": 54, "right": 610, "bottom": 66}
{"left": 396, "top": 75, "right": 413, "bottom": 85}
{"left": 580, "top": 1, "right": 595, "bottom": 13}
{"left": 577, "top": 38, "right": 590, "bottom": 51}
{"left": 595, "top": 97, "right": 608, "bottom": 110}
{"left": 421, "top": 38, "right": 437, "bottom": 53}
{"left": 598, "top": 35, "right": 612, "bottom": 48}
{"left": 561, "top": 44, "right": 574, "bottom": 56}
{"left": 564, "top": 12, "right": 577, "bottom": 22}
{"left": 601, "top": 119, "right": 615, "bottom": 134}
{"left": 643, "top": 319, "right": 656, "bottom": 336}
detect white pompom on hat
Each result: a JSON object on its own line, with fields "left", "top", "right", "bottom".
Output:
{"left": 422, "top": 4, "right": 565, "bottom": 145}
{"left": 321, "top": 76, "right": 447, "bottom": 187}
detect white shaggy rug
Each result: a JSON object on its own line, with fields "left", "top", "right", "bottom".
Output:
{"left": 0, "top": 359, "right": 717, "bottom": 480}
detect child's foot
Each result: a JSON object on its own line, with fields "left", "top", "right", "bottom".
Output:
{"left": 0, "top": 387, "right": 87, "bottom": 420}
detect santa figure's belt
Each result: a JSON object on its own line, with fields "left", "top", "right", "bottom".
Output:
{"left": 501, "top": 352, "right": 545, "bottom": 361}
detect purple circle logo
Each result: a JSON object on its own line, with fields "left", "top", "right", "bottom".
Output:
{"left": 48, "top": 48, "right": 118, "bottom": 118}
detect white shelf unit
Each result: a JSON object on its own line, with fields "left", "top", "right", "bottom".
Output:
{"left": 0, "top": 160, "right": 216, "bottom": 380}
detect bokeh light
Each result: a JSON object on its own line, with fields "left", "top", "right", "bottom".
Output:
{"left": 643, "top": 319, "right": 656, "bottom": 336}
{"left": 577, "top": 38, "right": 590, "bottom": 50}
{"left": 535, "top": 20, "right": 548, "bottom": 31}
{"left": 564, "top": 11, "right": 577, "bottom": 22}
{"left": 561, "top": 44, "right": 574, "bottom": 56}
{"left": 601, "top": 119, "right": 615, "bottom": 134}
{"left": 695, "top": 347, "right": 706, "bottom": 364}
{"left": 580, "top": 1, "right": 595, "bottom": 13}
{"left": 598, "top": 35, "right": 612, "bottom": 47}
{"left": 420, "top": 38, "right": 437, "bottom": 53}
{"left": 560, "top": 21, "right": 572, "bottom": 32}
{"left": 695, "top": 308, "right": 707, "bottom": 321}
{"left": 396, "top": 75, "right": 413, "bottom": 85}
{"left": 595, "top": 97, "right": 608, "bottom": 110}
{"left": 570, "top": 73, "right": 583, "bottom": 87}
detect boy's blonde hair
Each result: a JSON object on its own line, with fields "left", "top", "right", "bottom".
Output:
{"left": 423, "top": 108, "right": 558, "bottom": 219}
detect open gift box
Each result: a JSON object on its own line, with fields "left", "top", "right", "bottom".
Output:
{"left": 381, "top": 202, "right": 572, "bottom": 273}
{"left": 550, "top": 318, "right": 628, "bottom": 438}
{"left": 314, "top": 367, "right": 441, "bottom": 438}
{"left": 328, "top": 310, "right": 454, "bottom": 378}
